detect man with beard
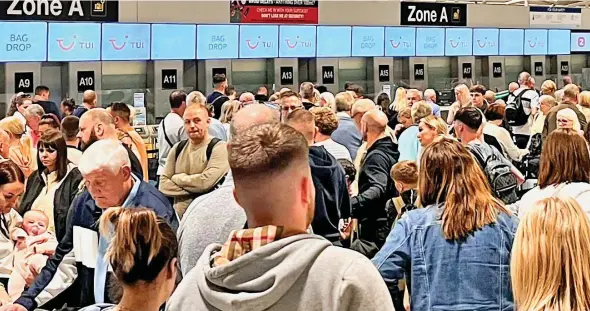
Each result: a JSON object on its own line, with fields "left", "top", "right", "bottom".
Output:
{"left": 159, "top": 103, "right": 229, "bottom": 218}
{"left": 76, "top": 109, "right": 144, "bottom": 178}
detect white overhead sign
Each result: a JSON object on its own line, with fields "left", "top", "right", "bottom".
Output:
{"left": 529, "top": 6, "right": 581, "bottom": 29}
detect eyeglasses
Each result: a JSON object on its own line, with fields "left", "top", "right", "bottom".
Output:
{"left": 557, "top": 118, "right": 572, "bottom": 124}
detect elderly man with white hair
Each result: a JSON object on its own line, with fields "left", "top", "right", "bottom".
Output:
{"left": 188, "top": 91, "right": 227, "bottom": 141}
{"left": 5, "top": 139, "right": 177, "bottom": 311}
{"left": 23, "top": 104, "right": 44, "bottom": 145}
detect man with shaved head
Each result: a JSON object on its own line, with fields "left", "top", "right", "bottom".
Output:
{"left": 77, "top": 108, "right": 143, "bottom": 178}
{"left": 73, "top": 90, "right": 97, "bottom": 118}
{"left": 176, "top": 104, "right": 277, "bottom": 275}
{"left": 351, "top": 99, "right": 376, "bottom": 131}
{"left": 286, "top": 109, "right": 351, "bottom": 246}
{"left": 508, "top": 82, "right": 519, "bottom": 94}
{"left": 352, "top": 108, "right": 399, "bottom": 257}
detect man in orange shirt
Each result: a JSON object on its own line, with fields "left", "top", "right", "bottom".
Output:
{"left": 108, "top": 102, "right": 149, "bottom": 181}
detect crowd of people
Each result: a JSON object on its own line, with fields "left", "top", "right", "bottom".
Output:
{"left": 0, "top": 72, "right": 585, "bottom": 311}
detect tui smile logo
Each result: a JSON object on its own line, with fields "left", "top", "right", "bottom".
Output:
{"left": 57, "top": 35, "right": 76, "bottom": 51}
{"left": 477, "top": 38, "right": 487, "bottom": 48}
{"left": 246, "top": 36, "right": 260, "bottom": 49}
{"left": 285, "top": 36, "right": 312, "bottom": 49}
{"left": 390, "top": 38, "right": 401, "bottom": 48}
{"left": 450, "top": 38, "right": 460, "bottom": 48}
{"left": 110, "top": 35, "right": 128, "bottom": 50}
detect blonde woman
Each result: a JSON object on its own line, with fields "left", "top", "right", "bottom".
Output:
{"left": 557, "top": 108, "right": 582, "bottom": 133}
{"left": 389, "top": 87, "right": 408, "bottom": 112}
{"left": 0, "top": 117, "right": 36, "bottom": 177}
{"left": 540, "top": 79, "right": 557, "bottom": 97}
{"left": 220, "top": 100, "right": 242, "bottom": 139}
{"left": 373, "top": 137, "right": 517, "bottom": 311}
{"left": 417, "top": 115, "right": 448, "bottom": 147}
{"left": 512, "top": 196, "right": 590, "bottom": 311}
{"left": 447, "top": 84, "right": 471, "bottom": 124}
{"left": 577, "top": 91, "right": 590, "bottom": 123}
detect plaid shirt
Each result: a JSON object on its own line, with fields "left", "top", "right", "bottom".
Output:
{"left": 213, "top": 225, "right": 284, "bottom": 266}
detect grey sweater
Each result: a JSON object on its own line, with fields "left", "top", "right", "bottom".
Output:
{"left": 167, "top": 234, "right": 394, "bottom": 311}
{"left": 177, "top": 182, "right": 246, "bottom": 276}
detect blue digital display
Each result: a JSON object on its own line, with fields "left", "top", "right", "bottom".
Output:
{"left": 0, "top": 22, "right": 47, "bottom": 62}
{"left": 445, "top": 28, "right": 472, "bottom": 56}
{"left": 473, "top": 28, "right": 499, "bottom": 56}
{"left": 524, "top": 29, "right": 548, "bottom": 55}
{"left": 279, "top": 25, "right": 316, "bottom": 57}
{"left": 102, "top": 23, "right": 150, "bottom": 61}
{"left": 316, "top": 26, "right": 351, "bottom": 57}
{"left": 151, "top": 24, "right": 196, "bottom": 60}
{"left": 351, "top": 26, "right": 384, "bottom": 57}
{"left": 499, "top": 29, "right": 524, "bottom": 56}
{"left": 384, "top": 27, "right": 415, "bottom": 57}
{"left": 571, "top": 32, "right": 590, "bottom": 52}
{"left": 239, "top": 25, "right": 278, "bottom": 59}
{"left": 415, "top": 27, "right": 445, "bottom": 56}
{"left": 48, "top": 23, "right": 100, "bottom": 62}
{"left": 196, "top": 25, "right": 239, "bottom": 59}
{"left": 547, "top": 29, "right": 570, "bottom": 55}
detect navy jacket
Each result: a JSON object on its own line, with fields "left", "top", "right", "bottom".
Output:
{"left": 36, "top": 100, "right": 62, "bottom": 120}
{"left": 15, "top": 181, "right": 178, "bottom": 311}
{"left": 309, "top": 146, "right": 351, "bottom": 244}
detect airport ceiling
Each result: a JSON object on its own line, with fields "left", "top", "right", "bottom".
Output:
{"left": 409, "top": 0, "right": 590, "bottom": 8}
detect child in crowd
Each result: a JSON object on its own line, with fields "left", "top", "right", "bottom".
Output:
{"left": 386, "top": 161, "right": 420, "bottom": 227}
{"left": 3, "top": 210, "right": 57, "bottom": 302}
{"left": 385, "top": 160, "right": 420, "bottom": 311}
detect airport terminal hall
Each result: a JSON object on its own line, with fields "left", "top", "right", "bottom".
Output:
{"left": 0, "top": 0, "right": 589, "bottom": 311}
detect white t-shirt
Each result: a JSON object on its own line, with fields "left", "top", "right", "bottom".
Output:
{"left": 314, "top": 139, "right": 352, "bottom": 161}
{"left": 157, "top": 113, "right": 187, "bottom": 175}
{"left": 509, "top": 88, "right": 540, "bottom": 136}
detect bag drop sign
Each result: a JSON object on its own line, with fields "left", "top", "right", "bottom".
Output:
{"left": 161, "top": 69, "right": 178, "bottom": 90}
{"left": 378, "top": 64, "right": 390, "bottom": 82}
{"left": 493, "top": 62, "right": 503, "bottom": 78}
{"left": 414, "top": 64, "right": 425, "bottom": 80}
{"left": 322, "top": 66, "right": 334, "bottom": 84}
{"left": 280, "top": 66, "right": 294, "bottom": 85}
{"left": 14, "top": 72, "right": 33, "bottom": 93}
{"left": 77, "top": 70, "right": 94, "bottom": 92}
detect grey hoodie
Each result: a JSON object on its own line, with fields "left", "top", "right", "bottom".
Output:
{"left": 167, "top": 234, "right": 394, "bottom": 311}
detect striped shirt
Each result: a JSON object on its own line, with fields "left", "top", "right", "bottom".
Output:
{"left": 314, "top": 139, "right": 352, "bottom": 161}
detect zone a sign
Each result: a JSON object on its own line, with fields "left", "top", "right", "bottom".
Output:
{"left": 0, "top": 0, "right": 118, "bottom": 21}
{"left": 401, "top": 2, "right": 467, "bottom": 26}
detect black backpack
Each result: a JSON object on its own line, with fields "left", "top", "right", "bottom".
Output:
{"left": 173, "top": 138, "right": 226, "bottom": 194}
{"left": 505, "top": 89, "right": 533, "bottom": 127}
{"left": 470, "top": 143, "right": 518, "bottom": 204}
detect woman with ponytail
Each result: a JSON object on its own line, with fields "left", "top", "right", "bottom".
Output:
{"left": 80, "top": 207, "right": 178, "bottom": 311}
{"left": 0, "top": 117, "right": 36, "bottom": 178}
{"left": 372, "top": 137, "right": 519, "bottom": 311}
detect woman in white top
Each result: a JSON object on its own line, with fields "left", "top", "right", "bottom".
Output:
{"left": 518, "top": 129, "right": 590, "bottom": 219}
{"left": 446, "top": 84, "right": 471, "bottom": 124}
{"left": 0, "top": 160, "right": 26, "bottom": 286}
{"left": 483, "top": 101, "right": 528, "bottom": 161}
